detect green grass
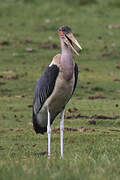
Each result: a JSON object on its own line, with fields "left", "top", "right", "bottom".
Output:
{"left": 0, "top": 0, "right": 120, "bottom": 179}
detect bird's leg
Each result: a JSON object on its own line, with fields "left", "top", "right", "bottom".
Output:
{"left": 60, "top": 109, "right": 64, "bottom": 158}
{"left": 47, "top": 108, "right": 51, "bottom": 157}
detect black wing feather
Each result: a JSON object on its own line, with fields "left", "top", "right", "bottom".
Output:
{"left": 72, "top": 63, "right": 78, "bottom": 94}
{"left": 33, "top": 64, "right": 59, "bottom": 133}
{"left": 33, "top": 64, "right": 59, "bottom": 113}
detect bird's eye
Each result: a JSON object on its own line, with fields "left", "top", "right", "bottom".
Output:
{"left": 62, "top": 28, "right": 65, "bottom": 31}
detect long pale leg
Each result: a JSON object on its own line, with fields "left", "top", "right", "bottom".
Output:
{"left": 60, "top": 110, "right": 64, "bottom": 158}
{"left": 47, "top": 109, "right": 51, "bottom": 157}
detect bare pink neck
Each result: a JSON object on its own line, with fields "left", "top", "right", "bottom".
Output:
{"left": 60, "top": 38, "right": 74, "bottom": 81}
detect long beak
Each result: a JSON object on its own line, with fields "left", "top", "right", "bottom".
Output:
{"left": 66, "top": 32, "right": 82, "bottom": 56}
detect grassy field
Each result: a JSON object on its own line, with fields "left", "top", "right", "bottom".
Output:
{"left": 0, "top": 0, "right": 120, "bottom": 179}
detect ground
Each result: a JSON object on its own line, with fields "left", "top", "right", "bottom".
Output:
{"left": 0, "top": 0, "right": 120, "bottom": 179}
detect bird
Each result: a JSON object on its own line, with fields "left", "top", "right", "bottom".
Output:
{"left": 33, "top": 26, "right": 82, "bottom": 158}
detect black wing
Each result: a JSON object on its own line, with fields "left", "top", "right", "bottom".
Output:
{"left": 33, "top": 64, "right": 59, "bottom": 114}
{"left": 33, "top": 64, "right": 59, "bottom": 134}
{"left": 72, "top": 63, "right": 78, "bottom": 94}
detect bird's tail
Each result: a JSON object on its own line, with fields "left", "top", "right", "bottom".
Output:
{"left": 32, "top": 110, "right": 47, "bottom": 134}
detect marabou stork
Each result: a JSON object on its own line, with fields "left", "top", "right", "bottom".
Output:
{"left": 33, "top": 26, "right": 82, "bottom": 158}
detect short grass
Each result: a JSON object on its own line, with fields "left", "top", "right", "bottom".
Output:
{"left": 0, "top": 0, "right": 120, "bottom": 179}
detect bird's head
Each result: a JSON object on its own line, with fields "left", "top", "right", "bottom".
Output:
{"left": 58, "top": 26, "right": 82, "bottom": 56}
